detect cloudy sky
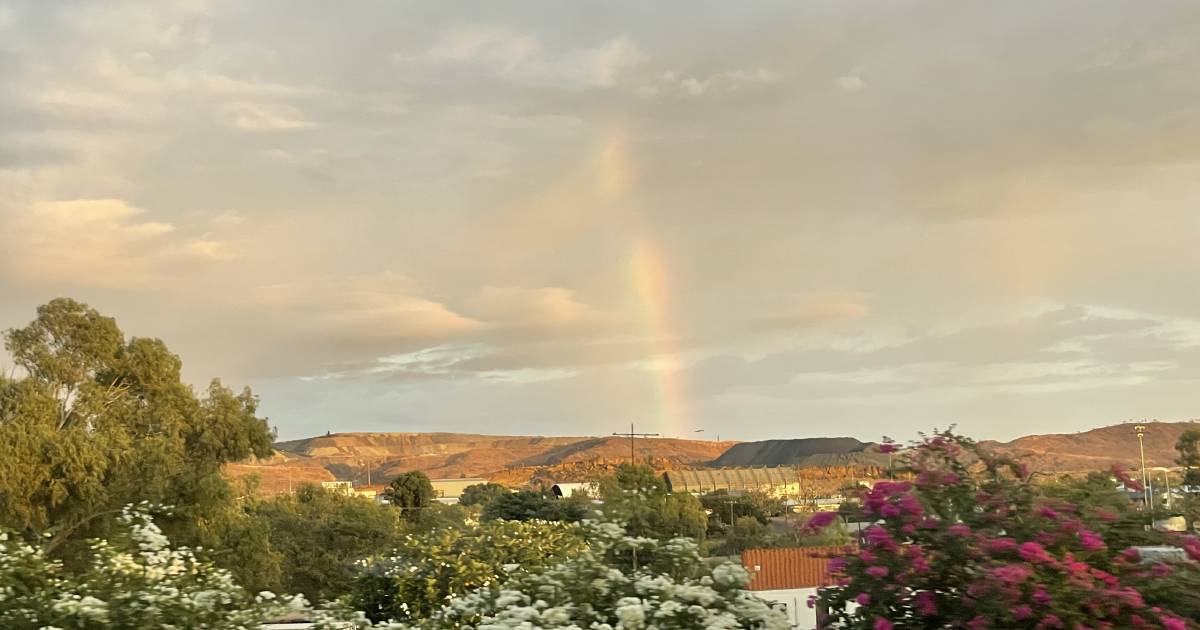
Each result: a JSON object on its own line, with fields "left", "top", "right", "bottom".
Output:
{"left": 3, "top": 1, "right": 1200, "bottom": 442}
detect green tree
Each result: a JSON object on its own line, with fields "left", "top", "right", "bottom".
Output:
{"left": 1177, "top": 429, "right": 1200, "bottom": 487}
{"left": 1175, "top": 429, "right": 1200, "bottom": 527}
{"left": 458, "top": 482, "right": 510, "bottom": 507}
{"left": 251, "top": 484, "right": 402, "bottom": 603}
{"left": 599, "top": 464, "right": 706, "bottom": 541}
{"left": 382, "top": 471, "right": 435, "bottom": 518}
{"left": 481, "top": 489, "right": 590, "bottom": 522}
{"left": 723, "top": 515, "right": 773, "bottom": 555}
{"left": 0, "top": 299, "right": 274, "bottom": 570}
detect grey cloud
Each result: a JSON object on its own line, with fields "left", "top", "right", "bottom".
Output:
{"left": 4, "top": 2, "right": 1200, "bottom": 441}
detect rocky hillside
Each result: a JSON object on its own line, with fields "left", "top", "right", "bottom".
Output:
{"left": 228, "top": 432, "right": 734, "bottom": 493}
{"left": 226, "top": 420, "right": 1200, "bottom": 495}
{"left": 983, "top": 420, "right": 1200, "bottom": 472}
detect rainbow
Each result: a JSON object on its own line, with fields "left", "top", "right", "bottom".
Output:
{"left": 595, "top": 129, "right": 690, "bottom": 436}
{"left": 629, "top": 237, "right": 689, "bottom": 436}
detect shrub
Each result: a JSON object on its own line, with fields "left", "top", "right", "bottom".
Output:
{"left": 0, "top": 504, "right": 303, "bottom": 629}
{"left": 811, "top": 431, "right": 1200, "bottom": 629}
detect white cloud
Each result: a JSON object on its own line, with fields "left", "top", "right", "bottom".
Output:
{"left": 834, "top": 74, "right": 865, "bottom": 92}
{"left": 0, "top": 199, "right": 234, "bottom": 288}
{"left": 567, "top": 38, "right": 647, "bottom": 88}
{"left": 255, "top": 273, "right": 483, "bottom": 340}
{"left": 220, "top": 102, "right": 317, "bottom": 131}
{"left": 413, "top": 27, "right": 645, "bottom": 89}
{"left": 425, "top": 25, "right": 542, "bottom": 71}
{"left": 662, "top": 67, "right": 783, "bottom": 97}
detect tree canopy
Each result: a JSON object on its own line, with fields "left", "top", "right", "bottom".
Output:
{"left": 0, "top": 298, "right": 274, "bottom": 566}
{"left": 382, "top": 470, "right": 435, "bottom": 516}
{"left": 458, "top": 482, "right": 511, "bottom": 507}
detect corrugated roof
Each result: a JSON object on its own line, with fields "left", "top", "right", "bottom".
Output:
{"left": 741, "top": 547, "right": 848, "bottom": 590}
{"left": 664, "top": 467, "right": 804, "bottom": 493}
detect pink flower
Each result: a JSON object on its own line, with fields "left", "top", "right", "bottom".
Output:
{"left": 855, "top": 592, "right": 872, "bottom": 605}
{"left": 967, "top": 616, "right": 988, "bottom": 630}
{"left": 1019, "top": 541, "right": 1053, "bottom": 564}
{"left": 913, "top": 590, "right": 937, "bottom": 616}
{"left": 1033, "top": 586, "right": 1051, "bottom": 606}
{"left": 805, "top": 511, "right": 839, "bottom": 532}
{"left": 948, "top": 523, "right": 971, "bottom": 537}
{"left": 866, "top": 526, "right": 897, "bottom": 551}
{"left": 1013, "top": 605, "right": 1033, "bottom": 620}
{"left": 1079, "top": 530, "right": 1106, "bottom": 551}
{"left": 990, "top": 564, "right": 1032, "bottom": 584}
{"left": 898, "top": 494, "right": 924, "bottom": 518}
{"left": 1038, "top": 506, "right": 1060, "bottom": 520}
{"left": 880, "top": 504, "right": 901, "bottom": 518}
{"left": 1040, "top": 613, "right": 1063, "bottom": 628}
{"left": 866, "top": 565, "right": 889, "bottom": 578}
{"left": 1111, "top": 465, "right": 1144, "bottom": 491}
{"left": 873, "top": 618, "right": 894, "bottom": 630}
{"left": 879, "top": 442, "right": 898, "bottom": 454}
{"left": 828, "top": 557, "right": 846, "bottom": 574}
{"left": 1161, "top": 616, "right": 1187, "bottom": 630}
{"left": 985, "top": 537, "right": 1018, "bottom": 555}
{"left": 806, "top": 594, "right": 817, "bottom": 609}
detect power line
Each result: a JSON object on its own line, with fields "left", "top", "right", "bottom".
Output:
{"left": 612, "top": 423, "right": 660, "bottom": 465}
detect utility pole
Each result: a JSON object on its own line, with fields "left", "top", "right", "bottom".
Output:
{"left": 612, "top": 423, "right": 660, "bottom": 466}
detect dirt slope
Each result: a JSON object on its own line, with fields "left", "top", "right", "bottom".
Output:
{"left": 982, "top": 420, "right": 1200, "bottom": 472}
{"left": 229, "top": 432, "right": 734, "bottom": 493}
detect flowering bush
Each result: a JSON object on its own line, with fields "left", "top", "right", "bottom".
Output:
{"left": 813, "top": 431, "right": 1200, "bottom": 629}
{"left": 0, "top": 504, "right": 306, "bottom": 629}
{"left": 397, "top": 520, "right": 789, "bottom": 630}
{"left": 347, "top": 518, "right": 589, "bottom": 624}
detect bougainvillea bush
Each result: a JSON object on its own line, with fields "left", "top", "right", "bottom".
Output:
{"left": 811, "top": 432, "right": 1200, "bottom": 630}
{"left": 389, "top": 521, "right": 789, "bottom": 630}
{"left": 0, "top": 504, "right": 306, "bottom": 629}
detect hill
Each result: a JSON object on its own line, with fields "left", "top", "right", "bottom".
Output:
{"left": 226, "top": 420, "right": 1200, "bottom": 496}
{"left": 982, "top": 420, "right": 1200, "bottom": 472}
{"left": 229, "top": 432, "right": 735, "bottom": 493}
{"left": 711, "top": 437, "right": 889, "bottom": 468}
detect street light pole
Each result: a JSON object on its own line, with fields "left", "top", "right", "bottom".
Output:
{"left": 1135, "top": 424, "right": 1150, "bottom": 511}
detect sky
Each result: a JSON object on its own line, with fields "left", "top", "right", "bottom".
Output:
{"left": 2, "top": 1, "right": 1200, "bottom": 442}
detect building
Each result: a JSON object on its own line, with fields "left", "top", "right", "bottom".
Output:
{"left": 665, "top": 468, "right": 803, "bottom": 496}
{"left": 550, "top": 482, "right": 598, "bottom": 498}
{"left": 741, "top": 547, "right": 849, "bottom": 629}
{"left": 429, "top": 477, "right": 488, "bottom": 503}
{"left": 320, "top": 481, "right": 354, "bottom": 495}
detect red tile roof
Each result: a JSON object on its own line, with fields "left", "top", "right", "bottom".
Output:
{"left": 741, "top": 546, "right": 850, "bottom": 590}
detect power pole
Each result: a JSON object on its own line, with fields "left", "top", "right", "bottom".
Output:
{"left": 612, "top": 423, "right": 660, "bottom": 466}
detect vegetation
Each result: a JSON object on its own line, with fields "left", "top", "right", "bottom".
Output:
{"left": 348, "top": 518, "right": 589, "bottom": 624}
{"left": 811, "top": 431, "right": 1200, "bottom": 629}
{"left": 0, "top": 298, "right": 274, "bottom": 574}
{"left": 480, "top": 488, "right": 591, "bottom": 522}
{"left": 382, "top": 470, "right": 435, "bottom": 517}
{"left": 0, "top": 506, "right": 299, "bottom": 629}
{"left": 407, "top": 520, "right": 789, "bottom": 630}
{"left": 458, "top": 482, "right": 511, "bottom": 507}
{"left": 598, "top": 463, "right": 707, "bottom": 542}
{"left": 249, "top": 484, "right": 402, "bottom": 603}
